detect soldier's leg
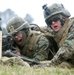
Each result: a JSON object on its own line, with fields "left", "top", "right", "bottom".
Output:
{"left": 58, "top": 61, "right": 74, "bottom": 69}
{"left": 0, "top": 56, "right": 30, "bottom": 67}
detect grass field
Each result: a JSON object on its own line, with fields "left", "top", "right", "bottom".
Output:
{"left": 0, "top": 64, "right": 74, "bottom": 75}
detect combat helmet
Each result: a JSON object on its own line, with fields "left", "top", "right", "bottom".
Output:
{"left": 6, "top": 16, "right": 30, "bottom": 35}
{"left": 42, "top": 3, "right": 71, "bottom": 24}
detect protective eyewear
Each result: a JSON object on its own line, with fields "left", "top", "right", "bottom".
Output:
{"left": 46, "top": 16, "right": 61, "bottom": 26}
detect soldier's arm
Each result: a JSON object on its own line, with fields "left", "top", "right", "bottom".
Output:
{"left": 32, "top": 35, "right": 51, "bottom": 61}
{"left": 50, "top": 23, "right": 74, "bottom": 65}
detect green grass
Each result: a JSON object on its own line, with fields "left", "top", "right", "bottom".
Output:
{"left": 0, "top": 64, "right": 74, "bottom": 75}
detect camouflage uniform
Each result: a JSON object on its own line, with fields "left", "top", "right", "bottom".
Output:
{"left": 14, "top": 31, "right": 50, "bottom": 61}
{"left": 51, "top": 18, "right": 74, "bottom": 68}
{"left": 6, "top": 16, "right": 54, "bottom": 63}
{"left": 0, "top": 56, "right": 30, "bottom": 67}
{"left": 42, "top": 3, "right": 74, "bottom": 68}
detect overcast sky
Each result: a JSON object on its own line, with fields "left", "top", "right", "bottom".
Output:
{"left": 0, "top": 0, "right": 74, "bottom": 26}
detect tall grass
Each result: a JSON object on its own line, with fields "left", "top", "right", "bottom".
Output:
{"left": 0, "top": 64, "right": 74, "bottom": 75}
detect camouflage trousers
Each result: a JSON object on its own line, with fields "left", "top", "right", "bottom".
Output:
{"left": 0, "top": 56, "right": 30, "bottom": 67}
{"left": 58, "top": 61, "right": 74, "bottom": 69}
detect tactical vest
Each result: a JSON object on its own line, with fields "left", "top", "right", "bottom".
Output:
{"left": 32, "top": 25, "right": 59, "bottom": 59}
{"left": 54, "top": 17, "right": 74, "bottom": 47}
{"left": 20, "top": 30, "right": 43, "bottom": 58}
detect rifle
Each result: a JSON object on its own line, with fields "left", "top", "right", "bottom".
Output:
{"left": 3, "top": 50, "right": 40, "bottom": 65}
{"left": 2, "top": 34, "right": 13, "bottom": 53}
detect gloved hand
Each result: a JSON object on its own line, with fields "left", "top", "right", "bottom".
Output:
{"left": 12, "top": 50, "right": 21, "bottom": 55}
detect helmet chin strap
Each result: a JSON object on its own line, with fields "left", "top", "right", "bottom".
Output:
{"left": 60, "top": 19, "right": 65, "bottom": 26}
{"left": 19, "top": 31, "right": 27, "bottom": 47}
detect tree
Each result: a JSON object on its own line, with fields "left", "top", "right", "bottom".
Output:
{"left": 24, "top": 14, "right": 34, "bottom": 23}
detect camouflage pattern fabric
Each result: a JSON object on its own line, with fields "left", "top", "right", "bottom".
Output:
{"left": 13, "top": 30, "right": 53, "bottom": 62}
{"left": 0, "top": 56, "right": 30, "bottom": 67}
{"left": 58, "top": 61, "right": 74, "bottom": 69}
{"left": 32, "top": 35, "right": 50, "bottom": 61}
{"left": 50, "top": 20, "right": 74, "bottom": 67}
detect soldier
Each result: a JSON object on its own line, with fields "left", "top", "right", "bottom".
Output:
{"left": 42, "top": 3, "right": 74, "bottom": 68}
{"left": 6, "top": 16, "right": 55, "bottom": 66}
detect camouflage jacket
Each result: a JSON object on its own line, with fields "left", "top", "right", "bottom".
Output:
{"left": 13, "top": 30, "right": 53, "bottom": 62}
{"left": 51, "top": 18, "right": 74, "bottom": 66}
